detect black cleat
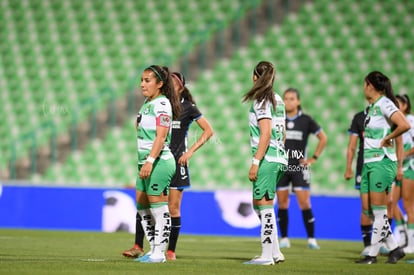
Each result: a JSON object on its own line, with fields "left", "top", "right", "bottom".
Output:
{"left": 355, "top": 256, "right": 377, "bottom": 264}
{"left": 386, "top": 247, "right": 405, "bottom": 264}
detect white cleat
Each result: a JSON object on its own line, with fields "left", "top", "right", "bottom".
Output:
{"left": 273, "top": 253, "right": 285, "bottom": 263}
{"left": 308, "top": 238, "right": 320, "bottom": 250}
{"left": 243, "top": 256, "right": 274, "bottom": 265}
{"left": 279, "top": 237, "right": 291, "bottom": 248}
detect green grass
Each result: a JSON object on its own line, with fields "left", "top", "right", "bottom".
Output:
{"left": 0, "top": 229, "right": 413, "bottom": 274}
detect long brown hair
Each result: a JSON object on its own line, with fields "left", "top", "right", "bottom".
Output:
{"left": 145, "top": 65, "right": 181, "bottom": 119}
{"left": 365, "top": 71, "right": 399, "bottom": 108}
{"left": 242, "top": 61, "right": 277, "bottom": 110}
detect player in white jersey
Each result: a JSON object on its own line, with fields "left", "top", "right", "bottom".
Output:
{"left": 242, "top": 61, "right": 286, "bottom": 265}
{"left": 356, "top": 71, "right": 410, "bottom": 264}
{"left": 133, "top": 65, "right": 181, "bottom": 263}
{"left": 395, "top": 94, "right": 414, "bottom": 254}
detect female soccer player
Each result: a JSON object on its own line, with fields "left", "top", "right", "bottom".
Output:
{"left": 356, "top": 71, "right": 410, "bottom": 264}
{"left": 166, "top": 72, "right": 214, "bottom": 260}
{"left": 123, "top": 72, "right": 213, "bottom": 261}
{"left": 242, "top": 61, "right": 286, "bottom": 265}
{"left": 134, "top": 65, "right": 181, "bottom": 263}
{"left": 276, "top": 88, "right": 327, "bottom": 250}
{"left": 395, "top": 94, "right": 414, "bottom": 254}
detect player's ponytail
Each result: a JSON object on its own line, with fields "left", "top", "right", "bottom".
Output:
{"left": 365, "top": 71, "right": 399, "bottom": 108}
{"left": 242, "top": 61, "right": 277, "bottom": 110}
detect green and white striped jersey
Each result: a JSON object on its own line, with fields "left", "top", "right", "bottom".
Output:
{"left": 402, "top": 114, "right": 414, "bottom": 167}
{"left": 364, "top": 96, "right": 399, "bottom": 163}
{"left": 248, "top": 93, "right": 287, "bottom": 164}
{"left": 136, "top": 95, "right": 173, "bottom": 164}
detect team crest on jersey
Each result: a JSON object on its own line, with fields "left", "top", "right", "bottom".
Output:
{"left": 157, "top": 114, "right": 171, "bottom": 127}
{"left": 287, "top": 121, "right": 294, "bottom": 129}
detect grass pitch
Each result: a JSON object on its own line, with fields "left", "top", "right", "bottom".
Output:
{"left": 0, "top": 229, "right": 413, "bottom": 274}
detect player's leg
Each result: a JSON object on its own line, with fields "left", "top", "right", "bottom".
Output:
{"left": 139, "top": 158, "right": 175, "bottom": 263}
{"left": 245, "top": 160, "right": 281, "bottom": 265}
{"left": 167, "top": 188, "right": 184, "bottom": 260}
{"left": 391, "top": 182, "right": 407, "bottom": 247}
{"left": 276, "top": 172, "right": 290, "bottom": 248}
{"left": 122, "top": 210, "right": 145, "bottom": 258}
{"left": 402, "top": 175, "right": 414, "bottom": 253}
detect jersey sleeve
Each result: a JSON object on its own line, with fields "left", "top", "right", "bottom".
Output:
{"left": 254, "top": 99, "right": 272, "bottom": 120}
{"left": 154, "top": 99, "right": 172, "bottom": 128}
{"left": 189, "top": 103, "right": 203, "bottom": 121}
{"left": 380, "top": 97, "right": 399, "bottom": 119}
{"left": 348, "top": 112, "right": 363, "bottom": 135}
{"left": 308, "top": 116, "right": 321, "bottom": 134}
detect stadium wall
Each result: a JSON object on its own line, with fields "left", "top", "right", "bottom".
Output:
{"left": 0, "top": 184, "right": 365, "bottom": 241}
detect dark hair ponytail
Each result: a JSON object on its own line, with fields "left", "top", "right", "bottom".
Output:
{"left": 365, "top": 71, "right": 399, "bottom": 108}
{"left": 171, "top": 72, "right": 196, "bottom": 104}
{"left": 145, "top": 65, "right": 181, "bottom": 119}
{"left": 242, "top": 61, "right": 277, "bottom": 110}
{"left": 396, "top": 94, "right": 412, "bottom": 114}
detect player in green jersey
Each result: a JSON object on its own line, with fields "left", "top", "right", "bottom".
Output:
{"left": 356, "top": 71, "right": 410, "bottom": 264}
{"left": 242, "top": 61, "right": 286, "bottom": 265}
{"left": 134, "top": 65, "right": 181, "bottom": 263}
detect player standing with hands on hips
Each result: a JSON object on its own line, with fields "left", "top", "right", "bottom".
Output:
{"left": 355, "top": 71, "right": 410, "bottom": 264}
{"left": 242, "top": 61, "right": 286, "bottom": 265}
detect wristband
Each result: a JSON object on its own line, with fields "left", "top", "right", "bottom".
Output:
{"left": 146, "top": 156, "right": 155, "bottom": 164}
{"left": 252, "top": 158, "right": 260, "bottom": 166}
{"left": 312, "top": 155, "right": 318, "bottom": 160}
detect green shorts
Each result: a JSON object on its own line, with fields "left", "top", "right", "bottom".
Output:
{"left": 136, "top": 158, "right": 176, "bottom": 196}
{"left": 403, "top": 159, "right": 414, "bottom": 180}
{"left": 360, "top": 157, "right": 396, "bottom": 194}
{"left": 252, "top": 160, "right": 286, "bottom": 200}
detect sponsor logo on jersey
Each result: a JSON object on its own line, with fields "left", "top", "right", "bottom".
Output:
{"left": 286, "top": 130, "right": 303, "bottom": 141}
{"left": 172, "top": 120, "right": 181, "bottom": 129}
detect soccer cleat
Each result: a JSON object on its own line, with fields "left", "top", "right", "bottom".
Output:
{"left": 243, "top": 256, "right": 274, "bottom": 265}
{"left": 134, "top": 253, "right": 151, "bottom": 262}
{"left": 166, "top": 250, "right": 176, "bottom": 261}
{"left": 273, "top": 253, "right": 285, "bottom": 263}
{"left": 279, "top": 238, "right": 291, "bottom": 248}
{"left": 386, "top": 247, "right": 405, "bottom": 264}
{"left": 122, "top": 245, "right": 144, "bottom": 258}
{"left": 307, "top": 238, "right": 320, "bottom": 250}
{"left": 139, "top": 255, "right": 166, "bottom": 263}
{"left": 355, "top": 256, "right": 377, "bottom": 264}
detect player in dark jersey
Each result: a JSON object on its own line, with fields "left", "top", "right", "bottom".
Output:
{"left": 276, "top": 88, "right": 327, "bottom": 250}
{"left": 345, "top": 109, "right": 374, "bottom": 255}
{"left": 122, "top": 72, "right": 214, "bottom": 261}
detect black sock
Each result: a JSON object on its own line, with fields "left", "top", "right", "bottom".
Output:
{"left": 277, "top": 208, "right": 288, "bottom": 238}
{"left": 302, "top": 209, "right": 315, "bottom": 238}
{"left": 168, "top": 217, "right": 181, "bottom": 252}
{"left": 135, "top": 212, "right": 144, "bottom": 248}
{"left": 361, "top": 224, "right": 372, "bottom": 247}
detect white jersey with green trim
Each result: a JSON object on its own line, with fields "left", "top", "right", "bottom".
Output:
{"left": 402, "top": 114, "right": 414, "bottom": 166}
{"left": 363, "top": 96, "right": 398, "bottom": 163}
{"left": 248, "top": 93, "right": 287, "bottom": 164}
{"left": 136, "top": 95, "right": 173, "bottom": 164}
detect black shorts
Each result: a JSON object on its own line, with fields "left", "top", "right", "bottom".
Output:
{"left": 170, "top": 163, "right": 190, "bottom": 190}
{"left": 276, "top": 166, "right": 311, "bottom": 191}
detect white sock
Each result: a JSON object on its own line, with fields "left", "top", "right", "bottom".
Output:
{"left": 407, "top": 226, "right": 414, "bottom": 248}
{"left": 149, "top": 204, "right": 171, "bottom": 259}
{"left": 138, "top": 208, "right": 155, "bottom": 254}
{"left": 259, "top": 207, "right": 277, "bottom": 260}
{"left": 369, "top": 207, "right": 396, "bottom": 256}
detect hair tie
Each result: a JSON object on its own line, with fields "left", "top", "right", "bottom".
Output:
{"left": 147, "top": 65, "right": 163, "bottom": 82}
{"left": 171, "top": 73, "right": 184, "bottom": 88}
